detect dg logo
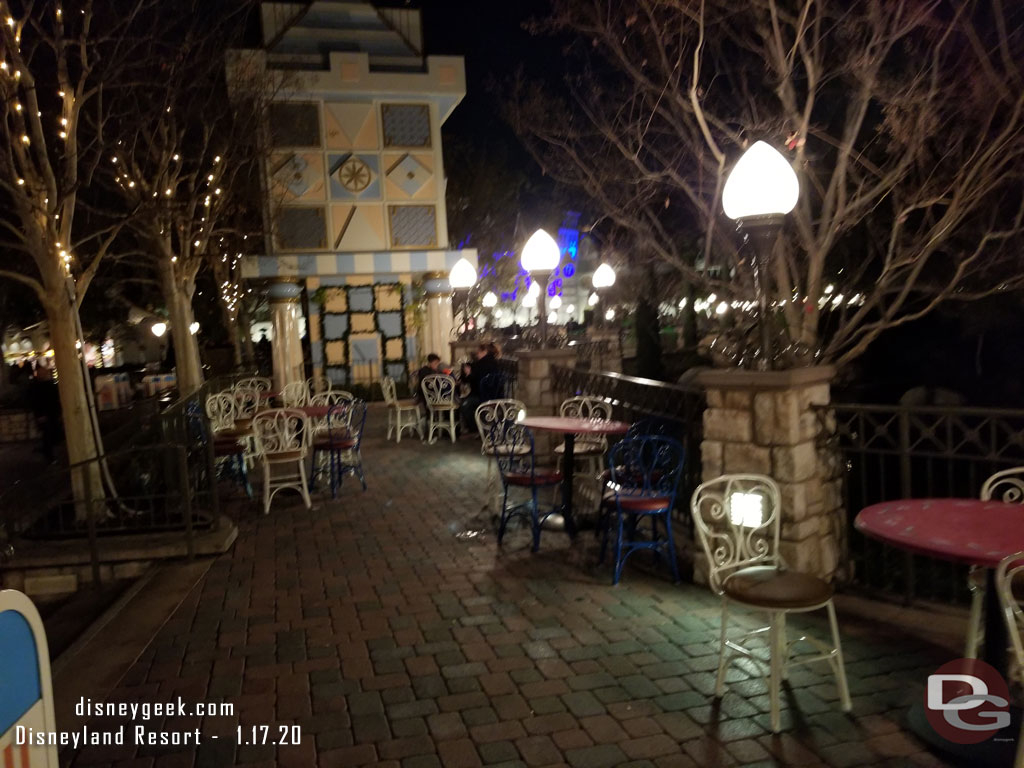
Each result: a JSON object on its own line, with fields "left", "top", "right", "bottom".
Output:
{"left": 926, "top": 658, "right": 1012, "bottom": 745}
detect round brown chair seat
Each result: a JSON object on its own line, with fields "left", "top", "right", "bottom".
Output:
{"left": 723, "top": 566, "right": 834, "bottom": 610}
{"left": 265, "top": 450, "right": 305, "bottom": 463}
{"left": 505, "top": 469, "right": 563, "bottom": 487}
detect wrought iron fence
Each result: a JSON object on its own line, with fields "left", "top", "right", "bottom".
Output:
{"left": 0, "top": 443, "right": 213, "bottom": 586}
{"left": 572, "top": 340, "right": 610, "bottom": 371}
{"left": 551, "top": 366, "right": 705, "bottom": 534}
{"left": 816, "top": 403, "right": 1024, "bottom": 604}
{"left": 496, "top": 357, "right": 518, "bottom": 399}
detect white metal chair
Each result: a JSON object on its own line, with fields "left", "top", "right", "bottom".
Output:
{"left": 235, "top": 376, "right": 271, "bottom": 393}
{"left": 308, "top": 390, "right": 355, "bottom": 477}
{"left": 476, "top": 399, "right": 528, "bottom": 512}
{"left": 556, "top": 396, "right": 613, "bottom": 473}
{"left": 205, "top": 391, "right": 238, "bottom": 433}
{"left": 307, "top": 375, "right": 332, "bottom": 395}
{"left": 422, "top": 374, "right": 458, "bottom": 444}
{"left": 691, "top": 474, "right": 851, "bottom": 733}
{"left": 996, "top": 552, "right": 1024, "bottom": 768}
{"left": 251, "top": 408, "right": 312, "bottom": 515}
{"left": 382, "top": 375, "right": 422, "bottom": 443}
{"left": 281, "top": 380, "right": 310, "bottom": 407}
{"left": 966, "top": 467, "right": 1024, "bottom": 658}
{"left": 997, "top": 552, "right": 1024, "bottom": 684}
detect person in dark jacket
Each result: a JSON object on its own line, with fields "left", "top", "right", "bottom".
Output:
{"left": 460, "top": 343, "right": 501, "bottom": 433}
{"left": 414, "top": 353, "right": 442, "bottom": 405}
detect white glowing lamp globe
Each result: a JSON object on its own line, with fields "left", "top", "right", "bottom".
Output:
{"left": 526, "top": 280, "right": 540, "bottom": 298}
{"left": 587, "top": 292, "right": 599, "bottom": 307}
{"left": 547, "top": 311, "right": 558, "bottom": 324}
{"left": 548, "top": 294, "right": 562, "bottom": 310}
{"left": 482, "top": 290, "right": 498, "bottom": 308}
{"left": 522, "top": 293, "right": 537, "bottom": 309}
{"left": 520, "top": 229, "right": 560, "bottom": 273}
{"left": 592, "top": 263, "right": 616, "bottom": 289}
{"left": 722, "top": 141, "right": 800, "bottom": 220}
{"left": 151, "top": 322, "right": 167, "bottom": 338}
{"left": 189, "top": 322, "right": 200, "bottom": 335}
{"left": 449, "top": 257, "right": 477, "bottom": 289}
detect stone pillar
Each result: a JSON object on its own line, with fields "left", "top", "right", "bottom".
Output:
{"left": 268, "top": 281, "right": 305, "bottom": 392}
{"left": 517, "top": 348, "right": 577, "bottom": 459}
{"left": 421, "top": 272, "right": 453, "bottom": 363}
{"left": 697, "top": 366, "right": 843, "bottom": 581}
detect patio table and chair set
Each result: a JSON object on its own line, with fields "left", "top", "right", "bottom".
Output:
{"left": 190, "top": 375, "right": 368, "bottom": 515}
{"left": 380, "top": 374, "right": 1024, "bottom": 747}
{"left": 381, "top": 380, "right": 850, "bottom": 734}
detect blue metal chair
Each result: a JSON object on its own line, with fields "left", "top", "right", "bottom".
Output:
{"left": 600, "top": 436, "right": 685, "bottom": 584}
{"left": 186, "top": 400, "right": 251, "bottom": 497}
{"left": 493, "top": 422, "right": 562, "bottom": 552}
{"left": 312, "top": 399, "right": 367, "bottom": 497}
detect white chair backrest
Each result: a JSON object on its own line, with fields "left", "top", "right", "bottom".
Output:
{"left": 307, "top": 375, "right": 332, "bottom": 395}
{"left": 310, "top": 391, "right": 354, "bottom": 407}
{"left": 235, "top": 376, "right": 271, "bottom": 392}
{"left": 997, "top": 553, "right": 1024, "bottom": 685}
{"left": 691, "top": 474, "right": 782, "bottom": 593}
{"left": 281, "top": 381, "right": 310, "bottom": 407}
{"left": 422, "top": 374, "right": 456, "bottom": 407}
{"left": 476, "top": 399, "right": 526, "bottom": 451}
{"left": 381, "top": 376, "right": 398, "bottom": 406}
{"left": 252, "top": 408, "right": 309, "bottom": 457}
{"left": 233, "top": 387, "right": 260, "bottom": 418}
{"left": 205, "top": 392, "right": 237, "bottom": 432}
{"left": 560, "top": 395, "right": 612, "bottom": 422}
{"left": 981, "top": 468, "right": 1024, "bottom": 503}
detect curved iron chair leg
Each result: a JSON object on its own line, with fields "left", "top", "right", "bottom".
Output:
{"left": 612, "top": 511, "right": 626, "bottom": 585}
{"left": 664, "top": 513, "right": 680, "bottom": 583}
{"left": 530, "top": 486, "right": 541, "bottom": 553}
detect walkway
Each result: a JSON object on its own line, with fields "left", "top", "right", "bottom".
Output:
{"left": 68, "top": 406, "right": 951, "bottom": 767}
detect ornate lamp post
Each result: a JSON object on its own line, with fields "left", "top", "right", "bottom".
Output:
{"left": 722, "top": 141, "right": 799, "bottom": 370}
{"left": 520, "top": 229, "right": 561, "bottom": 345}
{"left": 449, "top": 257, "right": 478, "bottom": 338}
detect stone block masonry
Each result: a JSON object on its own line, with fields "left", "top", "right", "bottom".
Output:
{"left": 697, "top": 366, "right": 844, "bottom": 582}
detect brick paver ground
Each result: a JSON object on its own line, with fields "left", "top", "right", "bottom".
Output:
{"left": 68, "top": 405, "right": 955, "bottom": 767}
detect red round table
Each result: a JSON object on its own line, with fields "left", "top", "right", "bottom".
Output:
{"left": 519, "top": 416, "right": 630, "bottom": 536}
{"left": 856, "top": 499, "right": 1024, "bottom": 670}
{"left": 857, "top": 499, "right": 1024, "bottom": 766}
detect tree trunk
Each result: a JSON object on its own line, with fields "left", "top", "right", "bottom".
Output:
{"left": 158, "top": 260, "right": 204, "bottom": 395}
{"left": 219, "top": 299, "right": 243, "bottom": 369}
{"left": 46, "top": 295, "right": 103, "bottom": 522}
{"left": 238, "top": 301, "right": 256, "bottom": 370}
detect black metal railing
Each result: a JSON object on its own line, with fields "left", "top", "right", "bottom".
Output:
{"left": 551, "top": 366, "right": 705, "bottom": 534}
{"left": 0, "top": 442, "right": 213, "bottom": 586}
{"left": 572, "top": 340, "right": 610, "bottom": 371}
{"left": 816, "top": 403, "right": 1024, "bottom": 604}
{"left": 497, "top": 357, "right": 519, "bottom": 399}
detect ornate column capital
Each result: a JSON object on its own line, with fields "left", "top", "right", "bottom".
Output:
{"left": 267, "top": 281, "right": 302, "bottom": 302}
{"left": 422, "top": 272, "right": 452, "bottom": 298}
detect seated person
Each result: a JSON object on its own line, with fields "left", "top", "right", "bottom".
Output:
{"left": 414, "top": 353, "right": 442, "bottom": 405}
{"left": 459, "top": 342, "right": 501, "bottom": 433}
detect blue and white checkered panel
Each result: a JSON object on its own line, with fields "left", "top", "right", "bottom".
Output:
{"left": 389, "top": 206, "right": 436, "bottom": 248}
{"left": 381, "top": 104, "right": 431, "bottom": 147}
{"left": 326, "top": 366, "right": 348, "bottom": 386}
{"left": 385, "top": 362, "right": 407, "bottom": 382}
{"left": 241, "top": 249, "right": 477, "bottom": 278}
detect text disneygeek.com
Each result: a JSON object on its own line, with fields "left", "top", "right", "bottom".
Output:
{"left": 15, "top": 697, "right": 301, "bottom": 748}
